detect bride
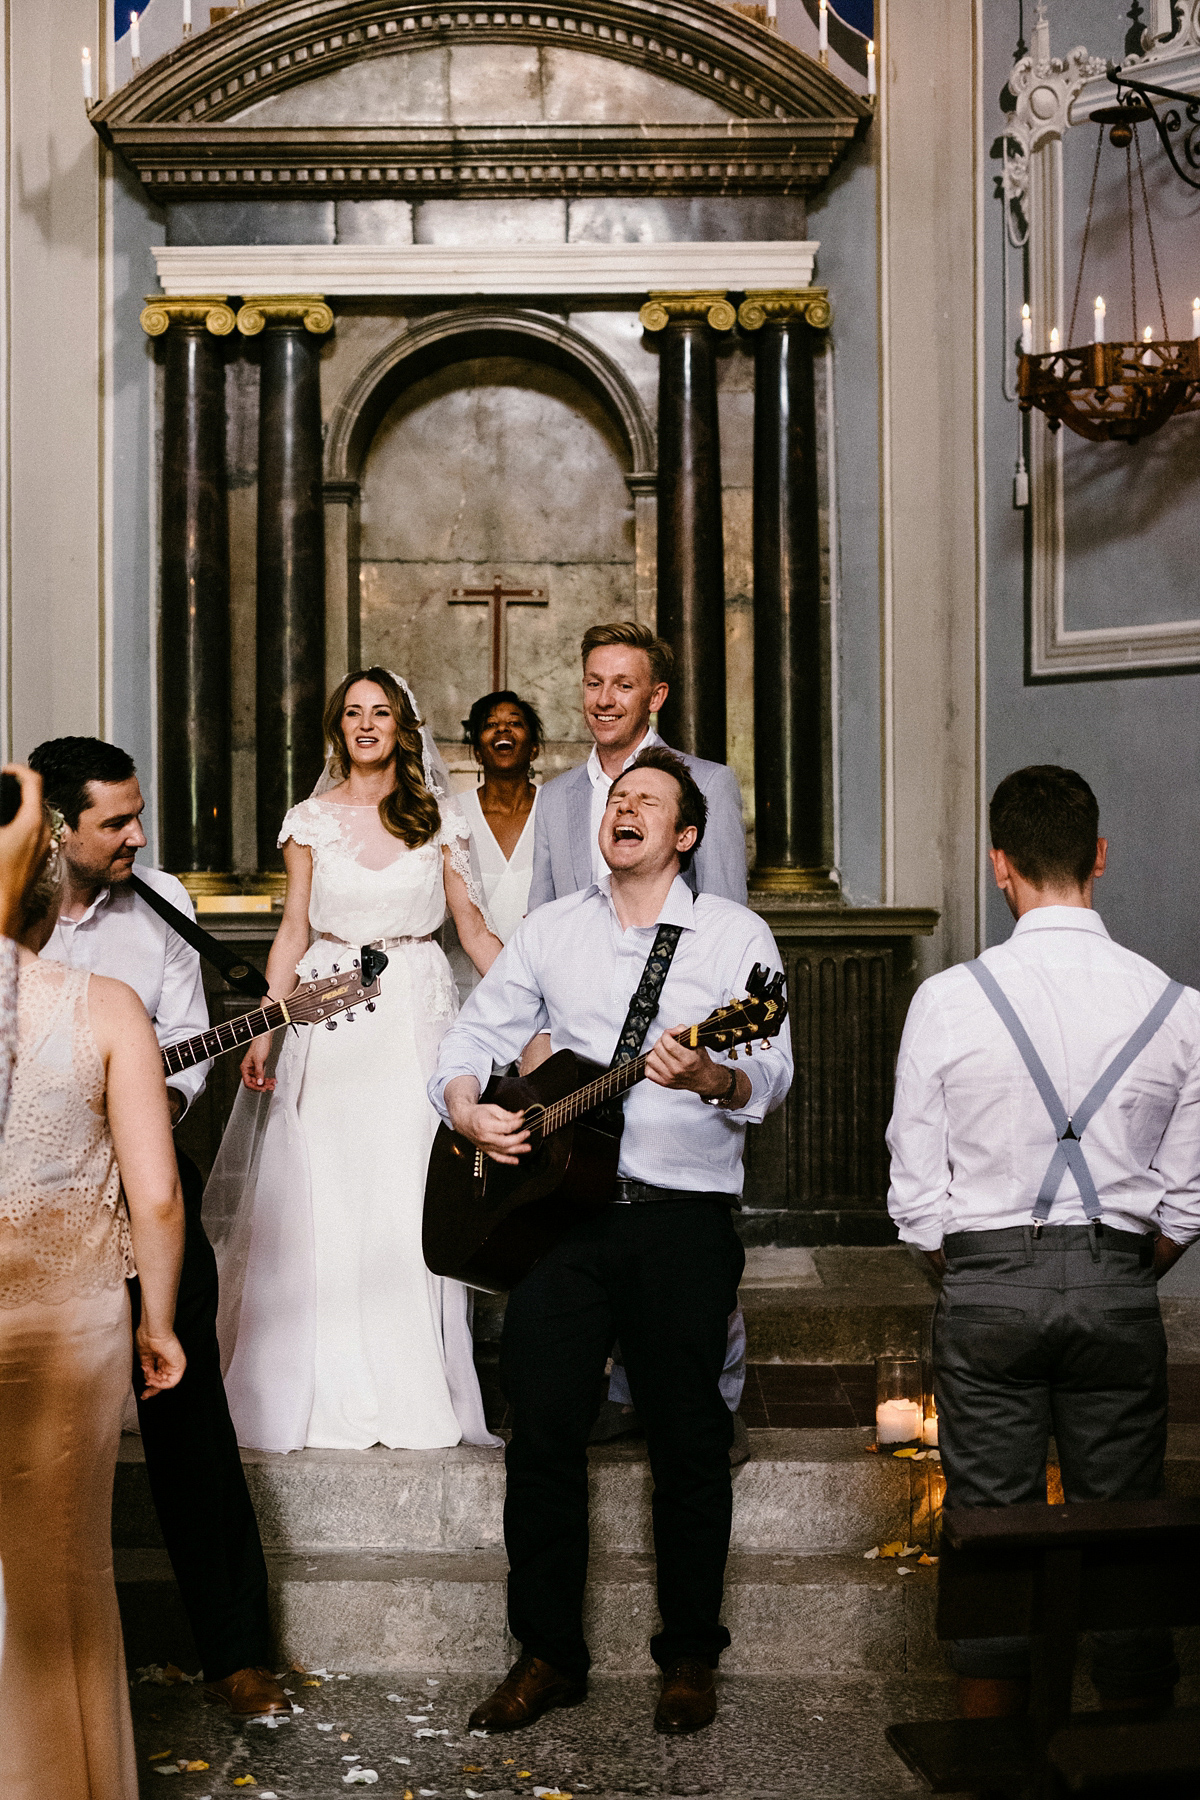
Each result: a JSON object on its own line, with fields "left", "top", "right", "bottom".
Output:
{"left": 204, "top": 668, "right": 503, "bottom": 1453}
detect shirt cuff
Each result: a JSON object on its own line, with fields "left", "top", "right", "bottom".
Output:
{"left": 892, "top": 1219, "right": 945, "bottom": 1254}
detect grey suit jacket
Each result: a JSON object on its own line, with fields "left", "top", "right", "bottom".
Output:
{"left": 528, "top": 744, "right": 748, "bottom": 910}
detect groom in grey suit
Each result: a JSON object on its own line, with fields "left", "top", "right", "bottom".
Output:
{"left": 528, "top": 619, "right": 748, "bottom": 909}
{"left": 527, "top": 618, "right": 750, "bottom": 1452}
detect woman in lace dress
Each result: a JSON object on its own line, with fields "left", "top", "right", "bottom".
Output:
{"left": 207, "top": 670, "right": 503, "bottom": 1454}
{"left": 0, "top": 832, "right": 186, "bottom": 1798}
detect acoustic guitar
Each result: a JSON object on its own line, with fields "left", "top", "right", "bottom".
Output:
{"left": 159, "top": 945, "right": 388, "bottom": 1077}
{"left": 422, "top": 962, "right": 788, "bottom": 1293}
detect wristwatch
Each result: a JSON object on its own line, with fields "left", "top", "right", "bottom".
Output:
{"left": 702, "top": 1064, "right": 740, "bottom": 1109}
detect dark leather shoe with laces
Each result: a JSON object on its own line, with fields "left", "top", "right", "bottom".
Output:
{"left": 654, "top": 1658, "right": 717, "bottom": 1734}
{"left": 467, "top": 1653, "right": 587, "bottom": 1733}
{"left": 203, "top": 1667, "right": 291, "bottom": 1717}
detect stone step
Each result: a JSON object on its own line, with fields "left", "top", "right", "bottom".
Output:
{"left": 113, "top": 1429, "right": 937, "bottom": 1559}
{"left": 116, "top": 1546, "right": 942, "bottom": 1677}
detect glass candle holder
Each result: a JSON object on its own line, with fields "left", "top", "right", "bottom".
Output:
{"left": 875, "top": 1355, "right": 922, "bottom": 1446}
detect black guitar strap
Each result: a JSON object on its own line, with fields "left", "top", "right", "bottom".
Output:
{"left": 608, "top": 923, "right": 685, "bottom": 1068}
{"left": 130, "top": 873, "right": 270, "bottom": 1000}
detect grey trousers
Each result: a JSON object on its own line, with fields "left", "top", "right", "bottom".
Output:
{"left": 935, "top": 1222, "right": 1177, "bottom": 1697}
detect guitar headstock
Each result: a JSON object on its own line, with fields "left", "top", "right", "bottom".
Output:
{"left": 286, "top": 948, "right": 388, "bottom": 1027}
{"left": 692, "top": 963, "right": 788, "bottom": 1054}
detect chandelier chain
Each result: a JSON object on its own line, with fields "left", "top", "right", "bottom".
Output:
{"left": 1127, "top": 142, "right": 1138, "bottom": 345}
{"left": 1133, "top": 125, "right": 1170, "bottom": 340}
{"left": 1068, "top": 127, "right": 1105, "bottom": 348}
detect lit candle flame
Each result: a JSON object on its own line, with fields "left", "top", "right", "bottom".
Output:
{"left": 1049, "top": 326, "right": 1060, "bottom": 353}
{"left": 866, "top": 38, "right": 876, "bottom": 98}
{"left": 81, "top": 46, "right": 92, "bottom": 103}
{"left": 1143, "top": 325, "right": 1153, "bottom": 343}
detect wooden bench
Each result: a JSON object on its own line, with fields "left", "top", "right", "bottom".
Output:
{"left": 885, "top": 1497, "right": 1200, "bottom": 1797}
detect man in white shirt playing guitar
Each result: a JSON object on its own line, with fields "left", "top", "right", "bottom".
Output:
{"left": 30, "top": 737, "right": 287, "bottom": 1720}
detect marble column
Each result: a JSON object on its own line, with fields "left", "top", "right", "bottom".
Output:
{"left": 141, "top": 295, "right": 237, "bottom": 887}
{"left": 738, "top": 288, "right": 837, "bottom": 894}
{"left": 237, "top": 296, "right": 334, "bottom": 875}
{"left": 639, "top": 292, "right": 735, "bottom": 763}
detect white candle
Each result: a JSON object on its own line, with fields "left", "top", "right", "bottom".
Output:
{"left": 876, "top": 1398, "right": 922, "bottom": 1445}
{"left": 81, "top": 46, "right": 92, "bottom": 102}
{"left": 1093, "top": 295, "right": 1105, "bottom": 343}
{"left": 1049, "top": 326, "right": 1060, "bottom": 354}
{"left": 130, "top": 11, "right": 140, "bottom": 64}
{"left": 1020, "top": 302, "right": 1032, "bottom": 354}
{"left": 183, "top": 0, "right": 192, "bottom": 28}
{"left": 1192, "top": 298, "right": 1200, "bottom": 339}
{"left": 766, "top": 0, "right": 776, "bottom": 21}
{"left": 866, "top": 38, "right": 876, "bottom": 98}
{"left": 922, "top": 1412, "right": 939, "bottom": 1447}
{"left": 818, "top": 0, "right": 828, "bottom": 58}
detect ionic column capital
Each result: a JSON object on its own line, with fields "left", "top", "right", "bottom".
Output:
{"left": 737, "top": 288, "right": 832, "bottom": 331}
{"left": 638, "top": 291, "right": 736, "bottom": 333}
{"left": 140, "top": 295, "right": 236, "bottom": 337}
{"left": 235, "top": 295, "right": 335, "bottom": 337}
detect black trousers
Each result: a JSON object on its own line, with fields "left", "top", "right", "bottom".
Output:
{"left": 499, "top": 1199, "right": 745, "bottom": 1680}
{"left": 128, "top": 1148, "right": 271, "bottom": 1681}
{"left": 935, "top": 1223, "right": 1177, "bottom": 1698}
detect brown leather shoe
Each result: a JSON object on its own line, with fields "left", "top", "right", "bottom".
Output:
{"left": 203, "top": 1666, "right": 292, "bottom": 1717}
{"left": 654, "top": 1657, "right": 717, "bottom": 1734}
{"left": 467, "top": 1653, "right": 586, "bottom": 1733}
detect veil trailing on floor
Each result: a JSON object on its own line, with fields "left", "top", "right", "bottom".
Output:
{"left": 200, "top": 672, "right": 500, "bottom": 1449}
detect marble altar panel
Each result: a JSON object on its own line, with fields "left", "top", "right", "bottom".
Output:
{"left": 335, "top": 200, "right": 415, "bottom": 245}
{"left": 448, "top": 43, "right": 544, "bottom": 123}
{"left": 413, "top": 198, "right": 568, "bottom": 245}
{"left": 165, "top": 200, "right": 336, "bottom": 246}
{"left": 538, "top": 48, "right": 733, "bottom": 122}
{"left": 566, "top": 195, "right": 809, "bottom": 242}
{"left": 232, "top": 48, "right": 450, "bottom": 124}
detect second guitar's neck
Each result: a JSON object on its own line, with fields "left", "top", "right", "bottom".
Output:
{"left": 161, "top": 1000, "right": 288, "bottom": 1075}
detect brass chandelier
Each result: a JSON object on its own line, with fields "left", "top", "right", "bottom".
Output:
{"left": 1018, "top": 106, "right": 1200, "bottom": 444}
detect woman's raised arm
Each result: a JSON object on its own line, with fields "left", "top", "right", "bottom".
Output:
{"left": 443, "top": 848, "right": 503, "bottom": 978}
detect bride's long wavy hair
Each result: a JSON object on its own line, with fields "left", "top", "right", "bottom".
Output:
{"left": 322, "top": 667, "right": 442, "bottom": 848}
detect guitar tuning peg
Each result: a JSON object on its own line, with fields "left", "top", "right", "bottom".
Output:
{"left": 333, "top": 964, "right": 340, "bottom": 974}
{"left": 745, "top": 1043, "right": 753, "bottom": 1057}
{"left": 311, "top": 969, "right": 319, "bottom": 979}
{"left": 325, "top": 1019, "right": 338, "bottom": 1030}
{"left": 728, "top": 1046, "right": 738, "bottom": 1061}
{"left": 345, "top": 1010, "right": 356, "bottom": 1022}
{"left": 365, "top": 1000, "right": 376, "bottom": 1012}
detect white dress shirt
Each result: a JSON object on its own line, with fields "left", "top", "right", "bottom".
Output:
{"left": 586, "top": 726, "right": 662, "bottom": 886}
{"left": 44, "top": 864, "right": 211, "bottom": 1115}
{"left": 430, "top": 873, "right": 792, "bottom": 1196}
{"left": 887, "top": 907, "right": 1200, "bottom": 1251}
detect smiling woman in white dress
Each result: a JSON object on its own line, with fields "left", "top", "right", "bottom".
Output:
{"left": 458, "top": 691, "right": 543, "bottom": 952}
{"left": 204, "top": 669, "right": 503, "bottom": 1454}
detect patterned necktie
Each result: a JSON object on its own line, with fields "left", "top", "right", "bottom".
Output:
{"left": 608, "top": 923, "right": 685, "bottom": 1068}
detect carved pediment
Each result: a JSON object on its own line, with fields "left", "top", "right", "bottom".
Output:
{"left": 90, "top": 0, "right": 869, "bottom": 199}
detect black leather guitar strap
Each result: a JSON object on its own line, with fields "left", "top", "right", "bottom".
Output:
{"left": 601, "top": 923, "right": 685, "bottom": 1122}
{"left": 130, "top": 873, "right": 270, "bottom": 999}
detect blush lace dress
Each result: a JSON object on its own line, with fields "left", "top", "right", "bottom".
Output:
{"left": 0, "top": 960, "right": 137, "bottom": 1799}
{"left": 205, "top": 797, "right": 499, "bottom": 1454}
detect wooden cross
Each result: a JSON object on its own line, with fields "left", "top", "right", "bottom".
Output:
{"left": 450, "top": 576, "right": 547, "bottom": 692}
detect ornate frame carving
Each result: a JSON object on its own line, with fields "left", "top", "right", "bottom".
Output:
{"left": 1006, "top": 7, "right": 1200, "bottom": 678}
{"left": 89, "top": 0, "right": 869, "bottom": 200}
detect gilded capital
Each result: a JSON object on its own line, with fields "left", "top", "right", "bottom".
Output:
{"left": 737, "top": 288, "right": 833, "bottom": 332}
{"left": 140, "top": 295, "right": 236, "bottom": 338}
{"left": 236, "top": 295, "right": 335, "bottom": 337}
{"left": 639, "top": 292, "right": 737, "bottom": 333}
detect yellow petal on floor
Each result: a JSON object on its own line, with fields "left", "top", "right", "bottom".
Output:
{"left": 879, "top": 1541, "right": 903, "bottom": 1558}
{"left": 233, "top": 1779, "right": 257, "bottom": 1788}
{"left": 463, "top": 1767, "right": 484, "bottom": 1774}
{"left": 302, "top": 1680, "right": 321, "bottom": 1687}
{"left": 918, "top": 1553, "right": 939, "bottom": 1566}
{"left": 185, "top": 1761, "right": 209, "bottom": 1772}
{"left": 864, "top": 1442, "right": 878, "bottom": 1453}
{"left": 892, "top": 1448, "right": 918, "bottom": 1459}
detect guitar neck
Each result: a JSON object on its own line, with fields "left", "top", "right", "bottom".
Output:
{"left": 535, "top": 1037, "right": 679, "bottom": 1137}
{"left": 161, "top": 1000, "right": 287, "bottom": 1076}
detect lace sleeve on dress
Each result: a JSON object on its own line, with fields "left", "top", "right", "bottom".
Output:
{"left": 0, "top": 937, "right": 17, "bottom": 1139}
{"left": 277, "top": 798, "right": 342, "bottom": 853}
{"left": 438, "top": 796, "right": 498, "bottom": 935}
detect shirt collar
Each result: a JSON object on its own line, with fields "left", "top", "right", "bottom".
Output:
{"left": 58, "top": 885, "right": 114, "bottom": 930}
{"left": 1010, "top": 905, "right": 1111, "bottom": 941}
{"left": 585, "top": 725, "right": 663, "bottom": 789}
{"left": 595, "top": 871, "right": 696, "bottom": 931}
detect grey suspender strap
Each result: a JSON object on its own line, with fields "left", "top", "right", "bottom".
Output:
{"left": 965, "top": 958, "right": 1185, "bottom": 1224}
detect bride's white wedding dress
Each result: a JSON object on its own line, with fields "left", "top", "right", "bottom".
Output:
{"left": 203, "top": 794, "right": 499, "bottom": 1454}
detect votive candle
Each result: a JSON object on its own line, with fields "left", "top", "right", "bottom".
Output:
{"left": 876, "top": 1398, "right": 922, "bottom": 1445}
{"left": 1020, "top": 302, "right": 1032, "bottom": 354}
{"left": 1093, "top": 295, "right": 1105, "bottom": 342}
{"left": 1049, "top": 326, "right": 1060, "bottom": 353}
{"left": 866, "top": 38, "right": 876, "bottom": 98}
{"left": 81, "top": 46, "right": 92, "bottom": 102}
{"left": 818, "top": 0, "right": 828, "bottom": 60}
{"left": 922, "top": 1411, "right": 939, "bottom": 1447}
{"left": 130, "top": 11, "right": 141, "bottom": 64}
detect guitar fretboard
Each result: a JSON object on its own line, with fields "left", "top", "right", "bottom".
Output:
{"left": 161, "top": 1001, "right": 288, "bottom": 1076}
{"left": 529, "top": 1027, "right": 705, "bottom": 1138}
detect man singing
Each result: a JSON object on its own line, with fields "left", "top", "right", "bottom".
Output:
{"left": 431, "top": 748, "right": 792, "bottom": 1735}
{"left": 29, "top": 737, "right": 285, "bottom": 1718}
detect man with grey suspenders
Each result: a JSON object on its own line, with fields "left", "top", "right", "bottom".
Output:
{"left": 887, "top": 765, "right": 1200, "bottom": 1720}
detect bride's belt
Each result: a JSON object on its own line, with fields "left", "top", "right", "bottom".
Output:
{"left": 317, "top": 931, "right": 433, "bottom": 951}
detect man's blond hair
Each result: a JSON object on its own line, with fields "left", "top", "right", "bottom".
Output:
{"left": 580, "top": 620, "right": 674, "bottom": 689}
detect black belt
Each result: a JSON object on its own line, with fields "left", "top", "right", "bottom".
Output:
{"left": 612, "top": 1180, "right": 738, "bottom": 1206}
{"left": 944, "top": 1223, "right": 1153, "bottom": 1262}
